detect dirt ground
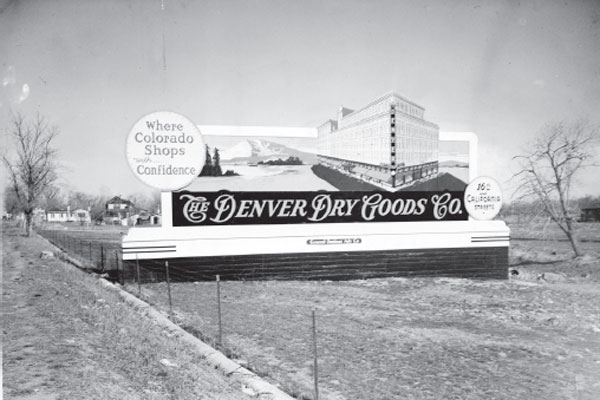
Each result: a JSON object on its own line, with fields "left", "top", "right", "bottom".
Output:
{"left": 6, "top": 221, "right": 600, "bottom": 399}
{"left": 134, "top": 238, "right": 600, "bottom": 400}
{"left": 2, "top": 224, "right": 251, "bottom": 400}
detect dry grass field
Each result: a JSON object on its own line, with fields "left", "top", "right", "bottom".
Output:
{"left": 2, "top": 224, "right": 251, "bottom": 400}
{"left": 22, "top": 220, "right": 600, "bottom": 399}
{"left": 123, "top": 222, "right": 600, "bottom": 400}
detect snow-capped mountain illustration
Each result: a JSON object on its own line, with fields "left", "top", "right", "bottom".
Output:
{"left": 220, "top": 139, "right": 317, "bottom": 164}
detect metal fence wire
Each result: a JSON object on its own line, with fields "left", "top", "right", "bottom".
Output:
{"left": 37, "top": 228, "right": 123, "bottom": 282}
{"left": 35, "top": 227, "right": 323, "bottom": 399}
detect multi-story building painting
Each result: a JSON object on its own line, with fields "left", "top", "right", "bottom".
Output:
{"left": 317, "top": 92, "right": 439, "bottom": 189}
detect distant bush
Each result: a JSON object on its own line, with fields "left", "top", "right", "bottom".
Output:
{"left": 258, "top": 156, "right": 303, "bottom": 166}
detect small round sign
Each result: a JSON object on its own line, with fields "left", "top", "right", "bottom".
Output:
{"left": 464, "top": 176, "right": 503, "bottom": 220}
{"left": 126, "top": 111, "right": 205, "bottom": 191}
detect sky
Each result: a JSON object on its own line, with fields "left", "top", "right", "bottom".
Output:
{"left": 1, "top": 0, "right": 599, "bottom": 201}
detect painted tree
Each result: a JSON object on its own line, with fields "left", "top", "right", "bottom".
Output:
{"left": 2, "top": 113, "right": 59, "bottom": 236}
{"left": 212, "top": 147, "right": 222, "bottom": 176}
{"left": 513, "top": 120, "right": 599, "bottom": 257}
{"left": 199, "top": 144, "right": 214, "bottom": 176}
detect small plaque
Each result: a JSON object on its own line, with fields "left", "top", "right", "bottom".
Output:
{"left": 126, "top": 111, "right": 205, "bottom": 191}
{"left": 464, "top": 176, "right": 503, "bottom": 220}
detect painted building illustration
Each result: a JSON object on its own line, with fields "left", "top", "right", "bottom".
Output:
{"left": 317, "top": 92, "right": 439, "bottom": 189}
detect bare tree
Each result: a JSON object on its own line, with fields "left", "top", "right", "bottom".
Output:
{"left": 513, "top": 120, "right": 599, "bottom": 257}
{"left": 2, "top": 113, "right": 59, "bottom": 236}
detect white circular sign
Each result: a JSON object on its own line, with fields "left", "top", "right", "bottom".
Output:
{"left": 126, "top": 111, "right": 205, "bottom": 191}
{"left": 464, "top": 176, "right": 503, "bottom": 220}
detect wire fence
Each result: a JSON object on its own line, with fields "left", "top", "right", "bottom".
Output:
{"left": 37, "top": 227, "right": 124, "bottom": 282}
{"left": 35, "top": 227, "right": 323, "bottom": 399}
{"left": 33, "top": 225, "right": 600, "bottom": 400}
{"left": 122, "top": 260, "right": 324, "bottom": 399}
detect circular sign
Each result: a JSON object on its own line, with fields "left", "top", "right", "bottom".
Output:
{"left": 464, "top": 176, "right": 503, "bottom": 220}
{"left": 126, "top": 111, "right": 205, "bottom": 191}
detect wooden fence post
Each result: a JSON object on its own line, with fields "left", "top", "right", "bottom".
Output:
{"left": 115, "top": 251, "right": 120, "bottom": 284}
{"left": 312, "top": 309, "right": 319, "bottom": 400}
{"left": 100, "top": 245, "right": 105, "bottom": 271}
{"left": 136, "top": 254, "right": 141, "bottom": 296}
{"left": 165, "top": 261, "right": 173, "bottom": 318}
{"left": 217, "top": 275, "right": 222, "bottom": 346}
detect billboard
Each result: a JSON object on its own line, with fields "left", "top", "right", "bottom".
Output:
{"left": 123, "top": 101, "right": 509, "bottom": 280}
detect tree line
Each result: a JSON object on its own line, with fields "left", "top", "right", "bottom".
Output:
{"left": 4, "top": 184, "right": 161, "bottom": 223}
{"left": 500, "top": 196, "right": 600, "bottom": 219}
{"left": 258, "top": 156, "right": 303, "bottom": 166}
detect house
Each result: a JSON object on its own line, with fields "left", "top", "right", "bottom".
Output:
{"left": 46, "top": 207, "right": 71, "bottom": 223}
{"left": 72, "top": 208, "right": 91, "bottom": 224}
{"left": 580, "top": 207, "right": 600, "bottom": 222}
{"left": 135, "top": 209, "right": 161, "bottom": 226}
{"left": 104, "top": 196, "right": 136, "bottom": 225}
{"left": 46, "top": 206, "right": 91, "bottom": 224}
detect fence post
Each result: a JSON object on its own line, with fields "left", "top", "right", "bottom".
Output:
{"left": 115, "top": 251, "right": 120, "bottom": 284}
{"left": 216, "top": 274, "right": 222, "bottom": 346}
{"left": 165, "top": 261, "right": 173, "bottom": 318}
{"left": 312, "top": 309, "right": 319, "bottom": 400}
{"left": 100, "top": 245, "right": 105, "bottom": 271}
{"left": 136, "top": 254, "right": 141, "bottom": 296}
{"left": 89, "top": 242, "right": 92, "bottom": 260}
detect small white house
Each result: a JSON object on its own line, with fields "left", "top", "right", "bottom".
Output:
{"left": 46, "top": 206, "right": 91, "bottom": 223}
{"left": 46, "top": 208, "right": 71, "bottom": 222}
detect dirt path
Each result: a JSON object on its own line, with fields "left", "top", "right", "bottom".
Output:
{"left": 2, "top": 225, "right": 251, "bottom": 400}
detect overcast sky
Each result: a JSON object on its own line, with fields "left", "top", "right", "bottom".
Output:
{"left": 1, "top": 0, "right": 599, "bottom": 199}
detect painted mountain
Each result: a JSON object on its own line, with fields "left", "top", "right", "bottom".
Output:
{"left": 438, "top": 160, "right": 469, "bottom": 168}
{"left": 220, "top": 139, "right": 318, "bottom": 164}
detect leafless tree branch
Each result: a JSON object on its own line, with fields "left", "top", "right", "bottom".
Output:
{"left": 2, "top": 112, "right": 60, "bottom": 236}
{"left": 512, "top": 120, "right": 600, "bottom": 257}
